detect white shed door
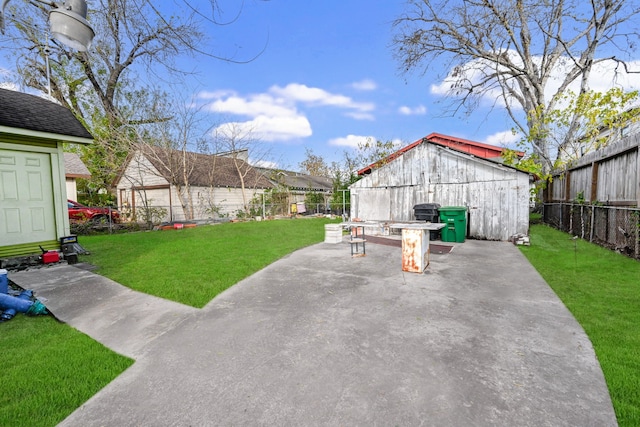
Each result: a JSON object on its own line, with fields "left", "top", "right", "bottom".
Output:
{"left": 0, "top": 150, "right": 56, "bottom": 245}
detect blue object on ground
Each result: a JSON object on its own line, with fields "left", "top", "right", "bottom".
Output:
{"left": 0, "top": 289, "right": 48, "bottom": 321}
{"left": 0, "top": 269, "right": 7, "bottom": 294}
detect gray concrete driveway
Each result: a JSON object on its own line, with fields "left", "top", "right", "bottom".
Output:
{"left": 11, "top": 239, "right": 616, "bottom": 426}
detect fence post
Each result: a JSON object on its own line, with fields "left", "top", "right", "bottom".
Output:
{"left": 569, "top": 204, "right": 573, "bottom": 235}
{"left": 590, "top": 205, "right": 595, "bottom": 242}
{"left": 636, "top": 212, "right": 640, "bottom": 260}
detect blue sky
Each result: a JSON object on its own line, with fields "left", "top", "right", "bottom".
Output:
{"left": 3, "top": 0, "right": 640, "bottom": 172}
{"left": 171, "top": 0, "right": 525, "bottom": 170}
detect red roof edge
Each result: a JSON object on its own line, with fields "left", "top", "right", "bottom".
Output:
{"left": 425, "top": 132, "right": 525, "bottom": 158}
{"left": 357, "top": 133, "right": 525, "bottom": 176}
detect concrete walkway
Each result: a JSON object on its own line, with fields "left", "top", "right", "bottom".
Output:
{"left": 10, "top": 240, "right": 616, "bottom": 426}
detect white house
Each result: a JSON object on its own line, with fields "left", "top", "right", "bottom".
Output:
{"left": 114, "top": 145, "right": 273, "bottom": 222}
{"left": 350, "top": 137, "right": 531, "bottom": 241}
{"left": 64, "top": 152, "right": 91, "bottom": 201}
{"left": 0, "top": 88, "right": 93, "bottom": 258}
{"left": 255, "top": 168, "right": 333, "bottom": 214}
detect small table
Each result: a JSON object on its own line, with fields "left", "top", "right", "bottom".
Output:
{"left": 389, "top": 222, "right": 446, "bottom": 273}
{"left": 340, "top": 222, "right": 387, "bottom": 257}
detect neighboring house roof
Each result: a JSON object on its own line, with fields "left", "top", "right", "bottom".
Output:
{"left": 256, "top": 168, "right": 333, "bottom": 192}
{"left": 118, "top": 145, "right": 273, "bottom": 189}
{"left": 358, "top": 132, "right": 525, "bottom": 175}
{"left": 0, "top": 88, "right": 93, "bottom": 142}
{"left": 281, "top": 173, "right": 332, "bottom": 192}
{"left": 64, "top": 152, "right": 91, "bottom": 179}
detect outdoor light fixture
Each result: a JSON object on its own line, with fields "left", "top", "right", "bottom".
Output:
{"left": 0, "top": 0, "right": 94, "bottom": 51}
{"left": 49, "top": 0, "right": 94, "bottom": 51}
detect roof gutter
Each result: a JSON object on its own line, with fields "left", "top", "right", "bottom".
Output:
{"left": 0, "top": 125, "right": 93, "bottom": 145}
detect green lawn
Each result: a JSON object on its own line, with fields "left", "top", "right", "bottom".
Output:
{"left": 77, "top": 217, "right": 339, "bottom": 308}
{"left": 2, "top": 217, "right": 336, "bottom": 426}
{"left": 4, "top": 219, "right": 638, "bottom": 426}
{"left": 0, "top": 316, "right": 133, "bottom": 427}
{"left": 520, "top": 224, "right": 640, "bottom": 426}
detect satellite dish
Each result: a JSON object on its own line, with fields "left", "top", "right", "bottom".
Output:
{"left": 49, "top": 0, "right": 95, "bottom": 51}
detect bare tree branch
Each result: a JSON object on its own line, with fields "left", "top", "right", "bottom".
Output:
{"left": 393, "top": 0, "right": 640, "bottom": 172}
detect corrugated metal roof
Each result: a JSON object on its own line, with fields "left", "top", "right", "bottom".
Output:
{"left": 357, "top": 133, "right": 525, "bottom": 175}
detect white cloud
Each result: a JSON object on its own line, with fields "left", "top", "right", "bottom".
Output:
{"left": 351, "top": 79, "right": 378, "bottom": 91}
{"left": 269, "top": 83, "right": 375, "bottom": 115}
{"left": 328, "top": 134, "right": 375, "bottom": 148}
{"left": 484, "top": 130, "right": 520, "bottom": 148}
{"left": 0, "top": 82, "right": 19, "bottom": 91}
{"left": 345, "top": 111, "right": 375, "bottom": 121}
{"left": 213, "top": 115, "right": 312, "bottom": 142}
{"left": 197, "top": 89, "right": 236, "bottom": 100}
{"left": 208, "top": 95, "right": 297, "bottom": 118}
{"left": 398, "top": 105, "right": 427, "bottom": 115}
{"left": 200, "top": 82, "right": 377, "bottom": 143}
{"left": 270, "top": 83, "right": 346, "bottom": 105}
{"left": 587, "top": 59, "right": 640, "bottom": 92}
{"left": 0, "top": 67, "right": 19, "bottom": 91}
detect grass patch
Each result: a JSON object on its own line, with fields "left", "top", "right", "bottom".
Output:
{"left": 78, "top": 218, "right": 338, "bottom": 308}
{"left": 0, "top": 316, "right": 133, "bottom": 427}
{"left": 520, "top": 224, "right": 640, "bottom": 426}
{"left": 529, "top": 211, "right": 542, "bottom": 224}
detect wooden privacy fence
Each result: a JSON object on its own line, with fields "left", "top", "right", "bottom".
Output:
{"left": 543, "top": 202, "right": 640, "bottom": 259}
{"left": 545, "top": 133, "right": 640, "bottom": 206}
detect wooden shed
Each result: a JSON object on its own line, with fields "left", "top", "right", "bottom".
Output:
{"left": 350, "top": 137, "right": 531, "bottom": 241}
{"left": 0, "top": 88, "right": 93, "bottom": 257}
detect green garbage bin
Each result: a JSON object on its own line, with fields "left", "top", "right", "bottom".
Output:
{"left": 439, "top": 206, "right": 467, "bottom": 243}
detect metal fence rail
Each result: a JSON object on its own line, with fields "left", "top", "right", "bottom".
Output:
{"left": 118, "top": 203, "right": 351, "bottom": 224}
{"left": 72, "top": 202, "right": 351, "bottom": 235}
{"left": 543, "top": 202, "right": 640, "bottom": 259}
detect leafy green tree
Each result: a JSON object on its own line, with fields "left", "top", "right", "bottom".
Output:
{"left": 503, "top": 88, "right": 639, "bottom": 203}
{"left": 299, "top": 148, "right": 331, "bottom": 177}
{"left": 354, "top": 138, "right": 401, "bottom": 171}
{"left": 304, "top": 190, "right": 326, "bottom": 213}
{"left": 329, "top": 159, "right": 361, "bottom": 215}
{"left": 531, "top": 88, "right": 640, "bottom": 162}
{"left": 505, "top": 88, "right": 639, "bottom": 172}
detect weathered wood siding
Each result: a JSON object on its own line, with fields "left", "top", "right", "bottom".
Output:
{"left": 548, "top": 133, "right": 640, "bottom": 206}
{"left": 350, "top": 143, "right": 530, "bottom": 241}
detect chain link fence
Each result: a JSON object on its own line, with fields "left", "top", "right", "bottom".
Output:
{"left": 121, "top": 203, "right": 350, "bottom": 222}
{"left": 73, "top": 202, "right": 350, "bottom": 233}
{"left": 543, "top": 203, "right": 640, "bottom": 259}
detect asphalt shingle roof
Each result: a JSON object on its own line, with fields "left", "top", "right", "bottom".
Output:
{"left": 137, "top": 145, "right": 273, "bottom": 189}
{"left": 64, "top": 152, "right": 91, "bottom": 178}
{"left": 0, "top": 88, "right": 93, "bottom": 139}
{"left": 279, "top": 173, "right": 332, "bottom": 191}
